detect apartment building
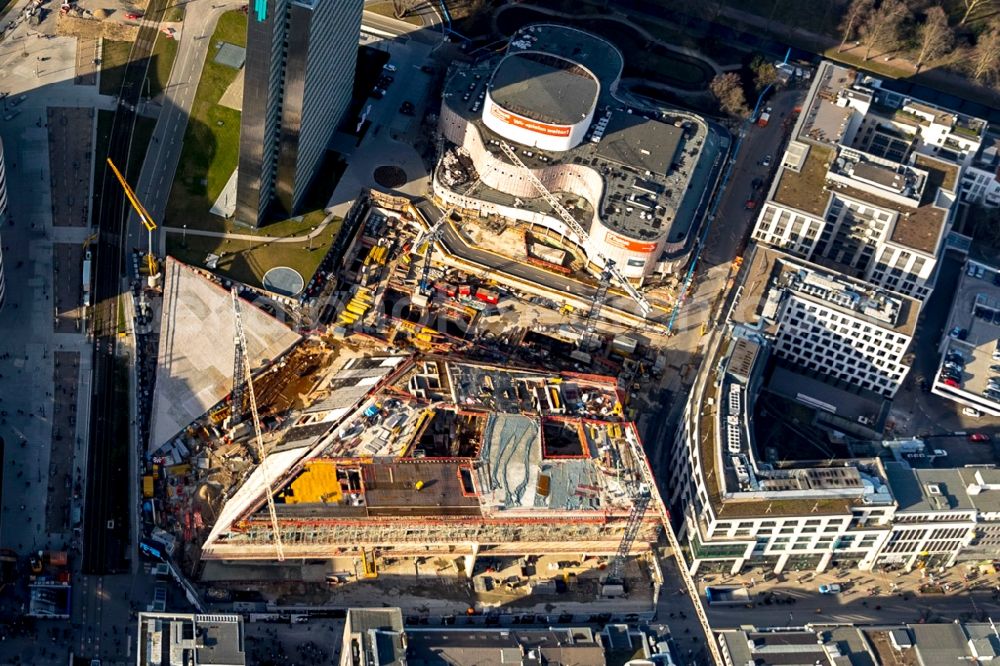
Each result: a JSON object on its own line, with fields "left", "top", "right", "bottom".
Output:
{"left": 668, "top": 326, "right": 1000, "bottom": 576}
{"left": 751, "top": 61, "right": 966, "bottom": 301}
{"left": 732, "top": 245, "right": 917, "bottom": 398}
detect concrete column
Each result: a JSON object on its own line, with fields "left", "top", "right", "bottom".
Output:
{"left": 463, "top": 544, "right": 479, "bottom": 578}
{"left": 729, "top": 558, "right": 744, "bottom": 576}
{"left": 816, "top": 552, "right": 833, "bottom": 573}
{"left": 774, "top": 553, "right": 790, "bottom": 574}
{"left": 688, "top": 557, "right": 701, "bottom": 578}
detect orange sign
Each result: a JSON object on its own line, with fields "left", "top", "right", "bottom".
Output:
{"left": 490, "top": 105, "right": 571, "bottom": 137}
{"left": 604, "top": 231, "right": 657, "bottom": 253}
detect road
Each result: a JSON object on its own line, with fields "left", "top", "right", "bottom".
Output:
{"left": 140, "top": 1, "right": 243, "bottom": 257}
{"left": 83, "top": 0, "right": 169, "bottom": 576}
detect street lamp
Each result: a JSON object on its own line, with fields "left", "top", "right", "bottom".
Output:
{"left": 307, "top": 226, "right": 316, "bottom": 251}
{"left": 182, "top": 224, "right": 187, "bottom": 248}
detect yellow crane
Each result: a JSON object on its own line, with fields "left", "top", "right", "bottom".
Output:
{"left": 106, "top": 158, "right": 158, "bottom": 276}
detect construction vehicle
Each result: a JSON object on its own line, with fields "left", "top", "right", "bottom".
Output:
{"left": 106, "top": 158, "right": 158, "bottom": 278}
{"left": 230, "top": 287, "right": 285, "bottom": 561}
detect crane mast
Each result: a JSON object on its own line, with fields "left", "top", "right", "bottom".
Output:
{"left": 106, "top": 158, "right": 158, "bottom": 277}
{"left": 231, "top": 287, "right": 285, "bottom": 561}
{"left": 494, "top": 141, "right": 652, "bottom": 317}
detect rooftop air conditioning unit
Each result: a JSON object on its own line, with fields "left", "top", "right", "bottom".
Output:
{"left": 927, "top": 484, "right": 942, "bottom": 496}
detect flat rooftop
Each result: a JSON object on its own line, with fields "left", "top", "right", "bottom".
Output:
{"left": 733, "top": 245, "right": 918, "bottom": 335}
{"left": 489, "top": 51, "right": 598, "bottom": 126}
{"left": 935, "top": 260, "right": 1000, "bottom": 409}
{"left": 506, "top": 23, "right": 623, "bottom": 91}
{"left": 444, "top": 61, "right": 708, "bottom": 245}
{"left": 137, "top": 613, "right": 245, "bottom": 666}
{"left": 884, "top": 463, "right": 1000, "bottom": 514}
{"left": 149, "top": 258, "right": 301, "bottom": 452}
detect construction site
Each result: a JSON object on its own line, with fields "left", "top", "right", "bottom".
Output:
{"left": 132, "top": 212, "right": 677, "bottom": 612}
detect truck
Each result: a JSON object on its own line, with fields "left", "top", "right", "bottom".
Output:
{"left": 705, "top": 585, "right": 750, "bottom": 606}
{"left": 757, "top": 112, "right": 770, "bottom": 127}
{"left": 82, "top": 250, "right": 92, "bottom": 307}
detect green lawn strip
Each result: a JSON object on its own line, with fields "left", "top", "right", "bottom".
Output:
{"left": 166, "top": 213, "right": 342, "bottom": 287}
{"left": 99, "top": 39, "right": 133, "bottom": 96}
{"left": 162, "top": 2, "right": 184, "bottom": 21}
{"left": 164, "top": 10, "right": 247, "bottom": 232}
{"left": 146, "top": 34, "right": 179, "bottom": 99}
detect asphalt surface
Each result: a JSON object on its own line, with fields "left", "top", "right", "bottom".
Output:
{"left": 83, "top": 0, "right": 168, "bottom": 575}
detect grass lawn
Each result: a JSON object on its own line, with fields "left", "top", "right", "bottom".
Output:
{"left": 366, "top": 1, "right": 423, "bottom": 26}
{"left": 163, "top": 10, "right": 248, "bottom": 233}
{"left": 146, "top": 33, "right": 179, "bottom": 99}
{"left": 99, "top": 39, "right": 133, "bottom": 96}
{"left": 166, "top": 212, "right": 342, "bottom": 287}
{"left": 162, "top": 2, "right": 184, "bottom": 21}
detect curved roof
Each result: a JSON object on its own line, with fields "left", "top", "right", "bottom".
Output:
{"left": 489, "top": 52, "right": 599, "bottom": 126}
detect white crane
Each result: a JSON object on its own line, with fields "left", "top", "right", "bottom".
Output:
{"left": 231, "top": 287, "right": 285, "bottom": 561}
{"left": 495, "top": 141, "right": 652, "bottom": 317}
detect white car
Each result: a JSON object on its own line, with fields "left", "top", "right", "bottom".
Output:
{"left": 963, "top": 407, "right": 983, "bottom": 418}
{"left": 383, "top": 63, "right": 397, "bottom": 73}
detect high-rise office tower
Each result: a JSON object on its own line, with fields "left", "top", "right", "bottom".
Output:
{"left": 236, "top": 0, "right": 363, "bottom": 226}
{"left": 0, "top": 137, "right": 8, "bottom": 311}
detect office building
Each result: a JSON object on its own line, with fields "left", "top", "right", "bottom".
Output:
{"left": 236, "top": 0, "right": 363, "bottom": 225}
{"left": 668, "top": 320, "right": 1000, "bottom": 575}
{"left": 341, "top": 608, "right": 680, "bottom": 666}
{"left": 136, "top": 613, "right": 246, "bottom": 666}
{"left": 750, "top": 61, "right": 967, "bottom": 300}
{"left": 732, "top": 245, "right": 918, "bottom": 398}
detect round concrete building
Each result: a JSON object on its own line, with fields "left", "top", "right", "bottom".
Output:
{"left": 435, "top": 24, "right": 713, "bottom": 281}
{"left": 482, "top": 51, "right": 599, "bottom": 152}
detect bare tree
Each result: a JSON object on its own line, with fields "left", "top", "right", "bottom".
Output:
{"left": 838, "top": 0, "right": 874, "bottom": 52}
{"left": 973, "top": 23, "right": 1000, "bottom": 83}
{"left": 709, "top": 73, "right": 749, "bottom": 118}
{"left": 961, "top": 0, "right": 996, "bottom": 25}
{"left": 915, "top": 7, "right": 955, "bottom": 70}
{"left": 860, "top": 0, "right": 910, "bottom": 61}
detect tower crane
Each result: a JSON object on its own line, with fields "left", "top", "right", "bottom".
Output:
{"left": 106, "top": 158, "right": 158, "bottom": 277}
{"left": 231, "top": 287, "right": 285, "bottom": 561}
{"left": 495, "top": 141, "right": 652, "bottom": 318}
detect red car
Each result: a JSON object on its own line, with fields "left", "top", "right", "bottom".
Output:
{"left": 969, "top": 433, "right": 991, "bottom": 443}
{"left": 124, "top": 11, "right": 141, "bottom": 19}
{"left": 943, "top": 378, "right": 960, "bottom": 388}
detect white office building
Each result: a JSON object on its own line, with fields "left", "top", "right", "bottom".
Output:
{"left": 751, "top": 61, "right": 968, "bottom": 301}
{"left": 732, "top": 246, "right": 917, "bottom": 398}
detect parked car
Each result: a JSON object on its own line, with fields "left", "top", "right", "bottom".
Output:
{"left": 818, "top": 584, "right": 842, "bottom": 594}
{"left": 943, "top": 377, "right": 961, "bottom": 388}
{"left": 760, "top": 154, "right": 772, "bottom": 167}
{"left": 744, "top": 198, "right": 757, "bottom": 210}
{"left": 964, "top": 407, "right": 984, "bottom": 417}
{"left": 949, "top": 327, "right": 968, "bottom": 340}
{"left": 124, "top": 11, "right": 142, "bottom": 19}
{"left": 946, "top": 352, "right": 966, "bottom": 364}
{"left": 383, "top": 63, "right": 397, "bottom": 73}
{"left": 969, "top": 433, "right": 991, "bottom": 442}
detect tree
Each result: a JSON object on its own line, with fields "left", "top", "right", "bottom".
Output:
{"left": 859, "top": 0, "right": 910, "bottom": 61}
{"left": 751, "top": 55, "right": 778, "bottom": 91}
{"left": 961, "top": 0, "right": 996, "bottom": 25}
{"left": 915, "top": 7, "right": 954, "bottom": 71}
{"left": 838, "top": 0, "right": 874, "bottom": 52}
{"left": 973, "top": 23, "right": 1000, "bottom": 83}
{"left": 709, "top": 73, "right": 749, "bottom": 118}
